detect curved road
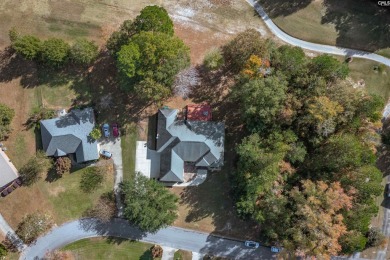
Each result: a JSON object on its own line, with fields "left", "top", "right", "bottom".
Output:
{"left": 20, "top": 218, "right": 274, "bottom": 260}
{"left": 245, "top": 0, "right": 390, "bottom": 67}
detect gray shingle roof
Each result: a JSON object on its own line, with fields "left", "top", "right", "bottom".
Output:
{"left": 40, "top": 107, "right": 99, "bottom": 163}
{"left": 155, "top": 107, "right": 225, "bottom": 183}
{"left": 0, "top": 150, "right": 19, "bottom": 189}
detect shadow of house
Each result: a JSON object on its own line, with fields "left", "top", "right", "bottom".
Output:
{"left": 145, "top": 107, "right": 225, "bottom": 185}
{"left": 40, "top": 107, "right": 99, "bottom": 163}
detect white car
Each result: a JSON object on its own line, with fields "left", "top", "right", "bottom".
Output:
{"left": 244, "top": 241, "right": 259, "bottom": 248}
{"left": 100, "top": 150, "right": 112, "bottom": 159}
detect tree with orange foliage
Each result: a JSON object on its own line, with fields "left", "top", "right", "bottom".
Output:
{"left": 285, "top": 180, "right": 352, "bottom": 259}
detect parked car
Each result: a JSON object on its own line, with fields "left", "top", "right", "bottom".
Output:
{"left": 102, "top": 123, "right": 110, "bottom": 138}
{"left": 112, "top": 123, "right": 119, "bottom": 138}
{"left": 271, "top": 246, "right": 282, "bottom": 253}
{"left": 244, "top": 241, "right": 259, "bottom": 249}
{"left": 387, "top": 183, "right": 390, "bottom": 198}
{"left": 100, "top": 150, "right": 112, "bottom": 159}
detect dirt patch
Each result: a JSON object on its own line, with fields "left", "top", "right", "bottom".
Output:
{"left": 47, "top": 185, "right": 66, "bottom": 197}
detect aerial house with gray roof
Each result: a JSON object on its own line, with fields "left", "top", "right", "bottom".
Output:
{"left": 150, "top": 106, "right": 225, "bottom": 184}
{"left": 40, "top": 107, "right": 99, "bottom": 163}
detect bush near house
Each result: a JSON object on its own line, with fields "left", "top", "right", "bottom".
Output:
{"left": 151, "top": 245, "right": 163, "bottom": 259}
{"left": 0, "top": 243, "right": 7, "bottom": 258}
{"left": 55, "top": 157, "right": 72, "bottom": 175}
{"left": 89, "top": 128, "right": 102, "bottom": 140}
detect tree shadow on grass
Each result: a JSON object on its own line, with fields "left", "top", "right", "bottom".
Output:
{"left": 322, "top": 0, "right": 390, "bottom": 52}
{"left": 256, "top": 0, "right": 314, "bottom": 18}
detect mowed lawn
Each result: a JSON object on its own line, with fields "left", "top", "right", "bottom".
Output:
{"left": 121, "top": 124, "right": 138, "bottom": 181}
{"left": 62, "top": 238, "right": 156, "bottom": 260}
{"left": 0, "top": 164, "right": 114, "bottom": 229}
{"left": 258, "top": 0, "right": 390, "bottom": 54}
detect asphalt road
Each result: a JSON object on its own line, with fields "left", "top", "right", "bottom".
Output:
{"left": 20, "top": 218, "right": 275, "bottom": 260}
{"left": 245, "top": 0, "right": 390, "bottom": 66}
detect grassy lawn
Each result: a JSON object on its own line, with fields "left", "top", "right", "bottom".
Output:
{"left": 258, "top": 0, "right": 390, "bottom": 53}
{"left": 0, "top": 163, "right": 114, "bottom": 228}
{"left": 121, "top": 124, "right": 137, "bottom": 181}
{"left": 39, "top": 164, "right": 115, "bottom": 224}
{"left": 62, "top": 237, "right": 156, "bottom": 260}
{"left": 347, "top": 58, "right": 390, "bottom": 100}
{"left": 171, "top": 169, "right": 259, "bottom": 240}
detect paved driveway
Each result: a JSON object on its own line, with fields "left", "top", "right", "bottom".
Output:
{"left": 20, "top": 218, "right": 275, "bottom": 260}
{"left": 99, "top": 137, "right": 123, "bottom": 216}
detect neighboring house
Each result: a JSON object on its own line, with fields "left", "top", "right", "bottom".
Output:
{"left": 149, "top": 106, "right": 225, "bottom": 184}
{"left": 0, "top": 149, "right": 19, "bottom": 192}
{"left": 40, "top": 108, "right": 99, "bottom": 163}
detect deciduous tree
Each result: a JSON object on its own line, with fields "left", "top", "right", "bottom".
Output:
{"left": 70, "top": 39, "right": 99, "bottom": 65}
{"left": 121, "top": 172, "right": 178, "bottom": 232}
{"left": 133, "top": 6, "right": 174, "bottom": 36}
{"left": 41, "top": 38, "right": 70, "bottom": 67}
{"left": 285, "top": 180, "right": 352, "bottom": 258}
{"left": 55, "top": 157, "right": 72, "bottom": 175}
{"left": 12, "top": 35, "right": 42, "bottom": 60}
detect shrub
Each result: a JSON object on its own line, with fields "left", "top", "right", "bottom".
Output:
{"left": 340, "top": 231, "right": 367, "bottom": 254}
{"left": 8, "top": 27, "right": 19, "bottom": 43}
{"left": 55, "top": 157, "right": 72, "bottom": 175}
{"left": 203, "top": 48, "right": 224, "bottom": 71}
{"left": 16, "top": 212, "right": 53, "bottom": 244}
{"left": 12, "top": 35, "right": 42, "bottom": 60}
{"left": 70, "top": 39, "right": 99, "bottom": 65}
{"left": 80, "top": 167, "right": 104, "bottom": 193}
{"left": 151, "top": 245, "right": 163, "bottom": 258}
{"left": 89, "top": 128, "right": 102, "bottom": 140}
{"left": 0, "top": 103, "right": 15, "bottom": 141}
{"left": 41, "top": 38, "right": 70, "bottom": 67}
{"left": 367, "top": 227, "right": 386, "bottom": 247}
{"left": 0, "top": 243, "right": 7, "bottom": 258}
{"left": 19, "top": 151, "right": 52, "bottom": 186}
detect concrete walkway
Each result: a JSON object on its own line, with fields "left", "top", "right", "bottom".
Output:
{"left": 99, "top": 137, "right": 124, "bottom": 217}
{"left": 245, "top": 0, "right": 390, "bottom": 67}
{"left": 0, "top": 213, "right": 25, "bottom": 251}
{"left": 161, "top": 246, "right": 176, "bottom": 260}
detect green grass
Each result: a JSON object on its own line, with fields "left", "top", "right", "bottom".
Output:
{"left": 348, "top": 58, "right": 390, "bottom": 100}
{"left": 258, "top": 0, "right": 390, "bottom": 53}
{"left": 62, "top": 238, "right": 155, "bottom": 260}
{"left": 121, "top": 124, "right": 137, "bottom": 181}
{"left": 12, "top": 134, "right": 28, "bottom": 169}
{"left": 39, "top": 84, "right": 76, "bottom": 108}
{"left": 173, "top": 250, "right": 192, "bottom": 260}
{"left": 39, "top": 166, "right": 114, "bottom": 224}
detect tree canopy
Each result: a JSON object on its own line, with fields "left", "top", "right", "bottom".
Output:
{"left": 121, "top": 172, "right": 178, "bottom": 232}
{"left": 133, "top": 6, "right": 174, "bottom": 36}
{"left": 12, "top": 35, "right": 42, "bottom": 60}
{"left": 70, "top": 39, "right": 99, "bottom": 65}
{"left": 41, "top": 38, "right": 70, "bottom": 66}
{"left": 117, "top": 31, "right": 190, "bottom": 100}
{"left": 225, "top": 30, "right": 384, "bottom": 257}
{"left": 0, "top": 103, "right": 15, "bottom": 141}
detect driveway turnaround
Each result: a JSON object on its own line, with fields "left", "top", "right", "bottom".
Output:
{"left": 20, "top": 218, "right": 275, "bottom": 260}
{"left": 245, "top": 0, "right": 390, "bottom": 67}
